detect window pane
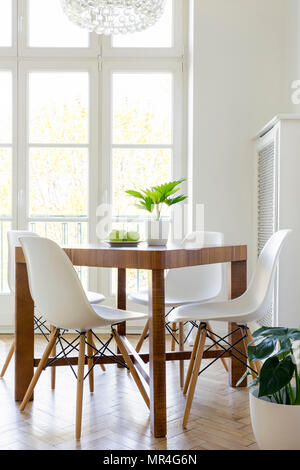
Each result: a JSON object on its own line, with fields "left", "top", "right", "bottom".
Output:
{"left": 0, "top": 72, "right": 12, "bottom": 143}
{"left": 112, "top": 0, "right": 173, "bottom": 48}
{"left": 113, "top": 73, "right": 172, "bottom": 145}
{"left": 0, "top": 149, "right": 12, "bottom": 217}
{"left": 28, "top": 0, "right": 89, "bottom": 48}
{"left": 113, "top": 148, "right": 172, "bottom": 217}
{"left": 0, "top": 0, "right": 12, "bottom": 47}
{"left": 0, "top": 221, "right": 11, "bottom": 293}
{"left": 29, "top": 72, "right": 89, "bottom": 144}
{"left": 29, "top": 221, "right": 88, "bottom": 246}
{"left": 29, "top": 148, "right": 88, "bottom": 217}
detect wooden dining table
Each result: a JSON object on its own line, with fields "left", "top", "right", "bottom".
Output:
{"left": 14, "top": 242, "right": 247, "bottom": 438}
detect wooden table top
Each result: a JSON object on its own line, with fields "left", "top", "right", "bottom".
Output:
{"left": 16, "top": 242, "right": 247, "bottom": 270}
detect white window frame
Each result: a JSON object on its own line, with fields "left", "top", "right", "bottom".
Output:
{"left": 18, "top": 0, "right": 100, "bottom": 58}
{"left": 101, "top": 0, "right": 184, "bottom": 59}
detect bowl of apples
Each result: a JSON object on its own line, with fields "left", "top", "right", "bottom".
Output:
{"left": 106, "top": 230, "right": 142, "bottom": 247}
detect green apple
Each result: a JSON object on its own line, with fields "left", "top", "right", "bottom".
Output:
{"left": 126, "top": 231, "right": 140, "bottom": 242}
{"left": 109, "top": 230, "right": 127, "bottom": 242}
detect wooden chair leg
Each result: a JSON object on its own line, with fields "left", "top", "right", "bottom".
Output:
{"left": 179, "top": 322, "right": 184, "bottom": 388}
{"left": 136, "top": 320, "right": 149, "bottom": 353}
{"left": 206, "top": 322, "right": 228, "bottom": 373}
{"left": 241, "top": 333, "right": 256, "bottom": 379}
{"left": 0, "top": 340, "right": 15, "bottom": 378}
{"left": 91, "top": 337, "right": 106, "bottom": 372}
{"left": 87, "top": 331, "right": 94, "bottom": 393}
{"left": 20, "top": 329, "right": 59, "bottom": 411}
{"left": 50, "top": 325, "right": 56, "bottom": 390}
{"left": 171, "top": 322, "right": 177, "bottom": 352}
{"left": 183, "top": 326, "right": 207, "bottom": 428}
{"left": 183, "top": 324, "right": 202, "bottom": 395}
{"left": 113, "top": 329, "right": 150, "bottom": 409}
{"left": 246, "top": 327, "right": 261, "bottom": 374}
{"left": 76, "top": 333, "right": 86, "bottom": 440}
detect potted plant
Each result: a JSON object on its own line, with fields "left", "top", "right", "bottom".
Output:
{"left": 126, "top": 179, "right": 187, "bottom": 246}
{"left": 241, "top": 326, "right": 300, "bottom": 450}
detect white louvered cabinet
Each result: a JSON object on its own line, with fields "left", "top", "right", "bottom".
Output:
{"left": 255, "top": 115, "right": 300, "bottom": 328}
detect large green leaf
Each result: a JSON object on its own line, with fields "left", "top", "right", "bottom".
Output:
{"left": 248, "top": 337, "right": 276, "bottom": 361}
{"left": 277, "top": 338, "right": 293, "bottom": 357}
{"left": 125, "top": 190, "right": 144, "bottom": 200}
{"left": 165, "top": 195, "right": 188, "bottom": 206}
{"left": 252, "top": 327, "right": 289, "bottom": 338}
{"left": 258, "top": 355, "right": 295, "bottom": 398}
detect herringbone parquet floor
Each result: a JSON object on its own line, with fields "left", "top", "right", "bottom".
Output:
{"left": 0, "top": 334, "right": 258, "bottom": 450}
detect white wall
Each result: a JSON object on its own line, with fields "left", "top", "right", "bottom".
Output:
{"left": 188, "top": 0, "right": 291, "bottom": 278}
{"left": 285, "top": 0, "right": 300, "bottom": 112}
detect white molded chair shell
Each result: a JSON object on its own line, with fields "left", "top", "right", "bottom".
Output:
{"left": 8, "top": 231, "right": 40, "bottom": 293}
{"left": 85, "top": 291, "right": 105, "bottom": 304}
{"left": 20, "top": 236, "right": 146, "bottom": 331}
{"left": 129, "top": 231, "right": 224, "bottom": 307}
{"left": 8, "top": 230, "right": 105, "bottom": 305}
{"left": 169, "top": 230, "right": 292, "bottom": 325}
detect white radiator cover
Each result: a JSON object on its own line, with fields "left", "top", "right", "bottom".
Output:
{"left": 255, "top": 115, "right": 300, "bottom": 328}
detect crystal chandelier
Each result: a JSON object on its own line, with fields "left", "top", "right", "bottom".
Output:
{"left": 60, "top": 0, "right": 167, "bottom": 36}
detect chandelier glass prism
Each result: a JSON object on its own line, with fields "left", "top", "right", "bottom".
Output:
{"left": 60, "top": 0, "right": 167, "bottom": 36}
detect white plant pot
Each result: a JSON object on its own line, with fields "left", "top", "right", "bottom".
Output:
{"left": 250, "top": 388, "right": 300, "bottom": 450}
{"left": 145, "top": 219, "right": 170, "bottom": 246}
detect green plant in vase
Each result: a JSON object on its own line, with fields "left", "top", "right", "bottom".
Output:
{"left": 126, "top": 178, "right": 188, "bottom": 221}
{"left": 239, "top": 326, "right": 300, "bottom": 450}
{"left": 126, "top": 178, "right": 188, "bottom": 246}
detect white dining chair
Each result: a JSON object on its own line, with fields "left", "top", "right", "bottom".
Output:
{"left": 168, "top": 230, "right": 292, "bottom": 427}
{"left": 129, "top": 231, "right": 227, "bottom": 386}
{"left": 0, "top": 230, "right": 106, "bottom": 380}
{"left": 18, "top": 236, "right": 148, "bottom": 440}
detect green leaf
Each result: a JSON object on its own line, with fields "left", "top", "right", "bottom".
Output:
{"left": 277, "top": 338, "right": 293, "bottom": 357}
{"left": 126, "top": 190, "right": 145, "bottom": 200}
{"left": 288, "top": 330, "right": 300, "bottom": 341}
{"left": 248, "top": 337, "right": 277, "bottom": 361}
{"left": 252, "top": 327, "right": 289, "bottom": 338}
{"left": 258, "top": 355, "right": 295, "bottom": 398}
{"left": 165, "top": 195, "right": 188, "bottom": 206}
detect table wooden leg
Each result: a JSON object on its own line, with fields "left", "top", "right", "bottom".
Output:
{"left": 15, "top": 262, "right": 34, "bottom": 402}
{"left": 179, "top": 322, "right": 184, "bottom": 388}
{"left": 148, "top": 269, "right": 166, "bottom": 438}
{"left": 117, "top": 269, "right": 126, "bottom": 367}
{"left": 228, "top": 260, "right": 247, "bottom": 387}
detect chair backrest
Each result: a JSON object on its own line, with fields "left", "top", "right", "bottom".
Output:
{"left": 165, "top": 231, "right": 224, "bottom": 302}
{"left": 19, "top": 236, "right": 100, "bottom": 330}
{"left": 243, "top": 230, "right": 292, "bottom": 320}
{"left": 7, "top": 230, "right": 40, "bottom": 293}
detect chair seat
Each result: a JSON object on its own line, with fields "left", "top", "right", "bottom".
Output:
{"left": 82, "top": 304, "right": 148, "bottom": 330}
{"left": 85, "top": 290, "right": 105, "bottom": 304}
{"left": 168, "top": 296, "right": 257, "bottom": 325}
{"left": 128, "top": 290, "right": 215, "bottom": 308}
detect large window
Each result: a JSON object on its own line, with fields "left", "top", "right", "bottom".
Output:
{"left": 0, "top": 0, "right": 185, "bottom": 300}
